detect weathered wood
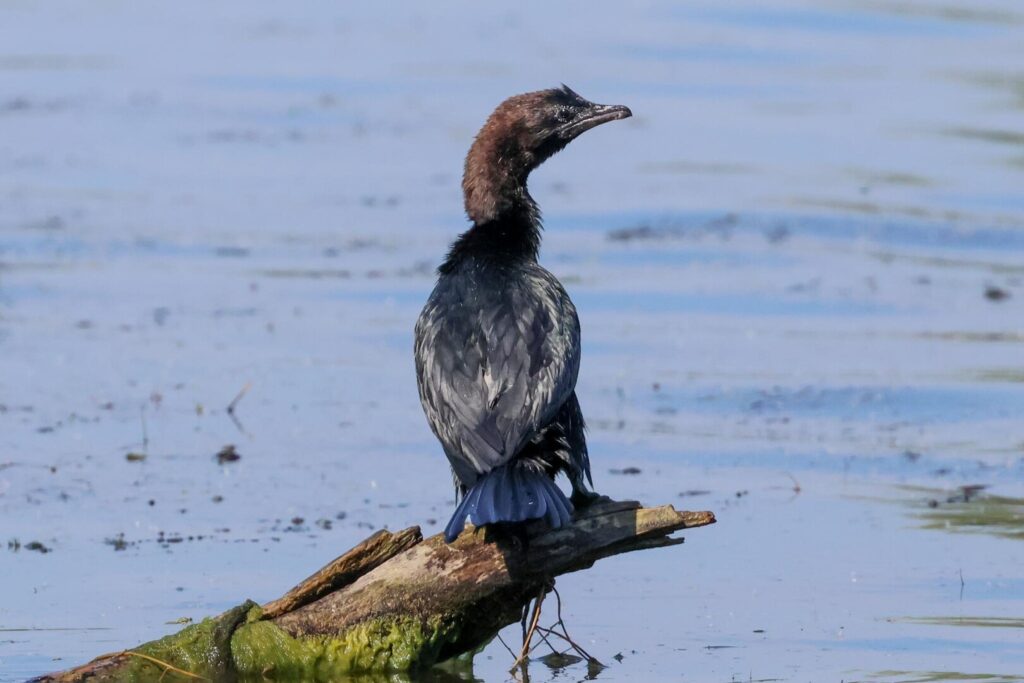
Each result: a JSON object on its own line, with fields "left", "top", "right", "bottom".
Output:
{"left": 34, "top": 501, "right": 714, "bottom": 682}
{"left": 261, "top": 526, "right": 423, "bottom": 619}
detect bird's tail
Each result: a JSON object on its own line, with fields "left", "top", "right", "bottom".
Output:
{"left": 444, "top": 464, "right": 574, "bottom": 543}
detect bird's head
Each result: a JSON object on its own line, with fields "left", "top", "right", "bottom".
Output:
{"left": 508, "top": 85, "right": 633, "bottom": 167}
{"left": 463, "top": 86, "right": 632, "bottom": 224}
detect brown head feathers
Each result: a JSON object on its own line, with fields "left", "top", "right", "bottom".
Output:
{"left": 462, "top": 86, "right": 631, "bottom": 225}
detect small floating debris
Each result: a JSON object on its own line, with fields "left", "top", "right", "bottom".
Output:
{"left": 10, "top": 540, "right": 53, "bottom": 554}
{"left": 609, "top": 466, "right": 642, "bottom": 475}
{"left": 125, "top": 452, "right": 146, "bottom": 462}
{"left": 215, "top": 445, "right": 241, "bottom": 464}
{"left": 985, "top": 285, "right": 1011, "bottom": 301}
{"left": 928, "top": 484, "right": 988, "bottom": 507}
{"left": 105, "top": 534, "right": 128, "bottom": 551}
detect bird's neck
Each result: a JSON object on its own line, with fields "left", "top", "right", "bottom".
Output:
{"left": 444, "top": 130, "right": 544, "bottom": 273}
{"left": 462, "top": 120, "right": 539, "bottom": 224}
{"left": 441, "top": 202, "right": 542, "bottom": 274}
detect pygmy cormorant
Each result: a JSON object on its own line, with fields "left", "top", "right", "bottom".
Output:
{"left": 414, "top": 86, "right": 632, "bottom": 542}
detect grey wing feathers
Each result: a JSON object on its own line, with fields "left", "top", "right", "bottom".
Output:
{"left": 414, "top": 270, "right": 580, "bottom": 485}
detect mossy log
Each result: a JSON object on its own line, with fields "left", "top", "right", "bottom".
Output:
{"left": 34, "top": 500, "right": 715, "bottom": 682}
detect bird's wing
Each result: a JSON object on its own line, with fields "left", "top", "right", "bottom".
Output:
{"left": 415, "top": 272, "right": 580, "bottom": 483}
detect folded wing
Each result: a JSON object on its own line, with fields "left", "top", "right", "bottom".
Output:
{"left": 415, "top": 271, "right": 580, "bottom": 486}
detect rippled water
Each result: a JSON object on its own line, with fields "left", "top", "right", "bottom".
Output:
{"left": 2, "top": 1, "right": 1023, "bottom": 681}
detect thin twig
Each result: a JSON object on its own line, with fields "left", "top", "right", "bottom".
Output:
{"left": 140, "top": 406, "right": 149, "bottom": 453}
{"left": 549, "top": 585, "right": 601, "bottom": 665}
{"left": 522, "top": 591, "right": 544, "bottom": 655}
{"left": 226, "top": 382, "right": 251, "bottom": 416}
{"left": 121, "top": 651, "right": 209, "bottom": 681}
{"left": 496, "top": 632, "right": 517, "bottom": 659}
{"left": 510, "top": 586, "right": 546, "bottom": 671}
{"left": 225, "top": 382, "right": 252, "bottom": 434}
{"left": 536, "top": 626, "right": 591, "bottom": 659}
{"left": 533, "top": 625, "right": 561, "bottom": 655}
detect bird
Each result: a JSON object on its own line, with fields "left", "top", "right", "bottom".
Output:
{"left": 414, "top": 85, "right": 632, "bottom": 543}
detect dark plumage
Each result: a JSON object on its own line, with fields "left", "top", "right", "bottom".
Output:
{"left": 414, "top": 86, "right": 631, "bottom": 542}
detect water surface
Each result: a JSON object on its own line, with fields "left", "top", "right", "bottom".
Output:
{"left": 2, "top": 1, "right": 1023, "bottom": 681}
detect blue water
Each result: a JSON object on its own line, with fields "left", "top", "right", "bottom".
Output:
{"left": 2, "top": 1, "right": 1023, "bottom": 682}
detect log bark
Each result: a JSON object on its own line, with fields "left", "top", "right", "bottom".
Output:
{"left": 261, "top": 527, "right": 423, "bottom": 620}
{"left": 34, "top": 500, "right": 714, "bottom": 682}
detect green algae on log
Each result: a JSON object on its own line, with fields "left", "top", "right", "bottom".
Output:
{"left": 33, "top": 501, "right": 715, "bottom": 682}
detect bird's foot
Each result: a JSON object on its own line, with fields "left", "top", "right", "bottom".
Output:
{"left": 570, "top": 488, "right": 609, "bottom": 509}
{"left": 484, "top": 521, "right": 530, "bottom": 552}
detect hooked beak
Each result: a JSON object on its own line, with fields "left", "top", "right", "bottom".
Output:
{"left": 559, "top": 103, "right": 632, "bottom": 139}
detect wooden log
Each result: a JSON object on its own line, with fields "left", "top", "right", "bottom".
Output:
{"left": 261, "top": 527, "right": 423, "bottom": 620}
{"left": 34, "top": 501, "right": 715, "bottom": 682}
